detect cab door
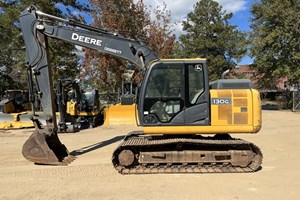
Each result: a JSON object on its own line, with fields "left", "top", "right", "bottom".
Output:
{"left": 182, "top": 63, "right": 210, "bottom": 125}
{"left": 139, "top": 60, "right": 210, "bottom": 126}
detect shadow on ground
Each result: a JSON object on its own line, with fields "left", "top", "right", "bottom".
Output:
{"left": 70, "top": 135, "right": 125, "bottom": 156}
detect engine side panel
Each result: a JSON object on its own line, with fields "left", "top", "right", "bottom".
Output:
{"left": 210, "top": 89, "right": 260, "bottom": 128}
{"left": 143, "top": 89, "right": 261, "bottom": 135}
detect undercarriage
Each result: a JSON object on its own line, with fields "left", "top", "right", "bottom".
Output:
{"left": 112, "top": 131, "right": 263, "bottom": 174}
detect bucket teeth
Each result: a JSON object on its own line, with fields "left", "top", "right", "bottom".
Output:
{"left": 62, "top": 155, "right": 76, "bottom": 165}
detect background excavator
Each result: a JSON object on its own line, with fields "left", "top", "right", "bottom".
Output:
{"left": 56, "top": 78, "right": 103, "bottom": 132}
{"left": 19, "top": 6, "right": 262, "bottom": 174}
{"left": 0, "top": 90, "right": 31, "bottom": 113}
{"left": 0, "top": 90, "right": 34, "bottom": 129}
{"left": 0, "top": 80, "right": 102, "bottom": 131}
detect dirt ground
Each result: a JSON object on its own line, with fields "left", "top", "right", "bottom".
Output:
{"left": 0, "top": 110, "right": 300, "bottom": 200}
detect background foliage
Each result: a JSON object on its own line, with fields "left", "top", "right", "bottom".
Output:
{"left": 1, "top": 0, "right": 299, "bottom": 102}
{"left": 176, "top": 0, "right": 247, "bottom": 81}
{"left": 82, "top": 0, "right": 176, "bottom": 93}
{"left": 250, "top": 0, "right": 300, "bottom": 89}
{"left": 0, "top": 0, "right": 90, "bottom": 95}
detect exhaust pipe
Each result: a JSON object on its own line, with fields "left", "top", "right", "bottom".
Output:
{"left": 221, "top": 69, "right": 230, "bottom": 79}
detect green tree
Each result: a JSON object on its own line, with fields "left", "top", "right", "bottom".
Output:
{"left": 0, "top": 0, "right": 90, "bottom": 95}
{"left": 250, "top": 0, "right": 300, "bottom": 88}
{"left": 176, "top": 0, "right": 247, "bottom": 80}
{"left": 82, "top": 0, "right": 175, "bottom": 93}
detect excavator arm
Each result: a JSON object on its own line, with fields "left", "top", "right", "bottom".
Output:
{"left": 19, "top": 5, "right": 158, "bottom": 165}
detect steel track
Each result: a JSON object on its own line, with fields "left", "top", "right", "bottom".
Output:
{"left": 112, "top": 131, "right": 263, "bottom": 174}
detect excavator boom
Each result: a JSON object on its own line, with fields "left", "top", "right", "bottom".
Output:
{"left": 19, "top": 5, "right": 158, "bottom": 165}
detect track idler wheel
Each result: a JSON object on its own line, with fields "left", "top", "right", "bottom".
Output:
{"left": 118, "top": 149, "right": 136, "bottom": 167}
{"left": 22, "top": 129, "right": 75, "bottom": 165}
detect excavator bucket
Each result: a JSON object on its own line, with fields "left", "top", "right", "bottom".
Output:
{"left": 103, "top": 104, "right": 137, "bottom": 125}
{"left": 22, "top": 129, "right": 75, "bottom": 165}
{"left": 0, "top": 112, "right": 34, "bottom": 129}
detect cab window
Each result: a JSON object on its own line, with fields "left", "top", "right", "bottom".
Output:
{"left": 144, "top": 64, "right": 182, "bottom": 123}
{"left": 188, "top": 64, "right": 204, "bottom": 104}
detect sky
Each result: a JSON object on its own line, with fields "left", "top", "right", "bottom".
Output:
{"left": 138, "top": 0, "right": 255, "bottom": 65}
{"left": 140, "top": 0, "right": 253, "bottom": 31}
{"left": 73, "top": 0, "right": 256, "bottom": 65}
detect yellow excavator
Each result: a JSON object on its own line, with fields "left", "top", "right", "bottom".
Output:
{"left": 56, "top": 78, "right": 103, "bottom": 132}
{"left": 0, "top": 90, "right": 34, "bottom": 129}
{"left": 19, "top": 6, "right": 262, "bottom": 174}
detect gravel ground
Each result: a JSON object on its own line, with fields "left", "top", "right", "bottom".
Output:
{"left": 0, "top": 110, "right": 299, "bottom": 200}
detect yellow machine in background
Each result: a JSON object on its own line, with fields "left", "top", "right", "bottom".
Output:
{"left": 0, "top": 90, "right": 31, "bottom": 113}
{"left": 67, "top": 89, "right": 103, "bottom": 127}
{"left": 0, "top": 90, "right": 34, "bottom": 129}
{"left": 103, "top": 104, "right": 136, "bottom": 125}
{"left": 103, "top": 65, "right": 137, "bottom": 126}
{"left": 56, "top": 79, "right": 103, "bottom": 132}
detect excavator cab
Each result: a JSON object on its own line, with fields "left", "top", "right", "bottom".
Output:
{"left": 139, "top": 60, "right": 210, "bottom": 125}
{"left": 77, "top": 89, "right": 103, "bottom": 128}
{"left": 79, "top": 90, "right": 99, "bottom": 113}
